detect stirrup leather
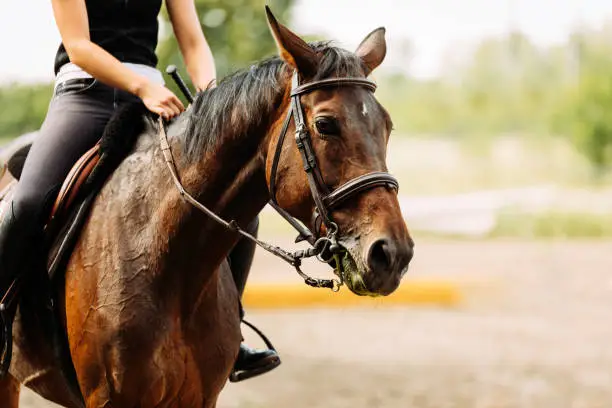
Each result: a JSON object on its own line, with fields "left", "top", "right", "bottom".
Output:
{"left": 0, "top": 301, "right": 14, "bottom": 377}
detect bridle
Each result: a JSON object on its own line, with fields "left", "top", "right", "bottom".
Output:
{"left": 268, "top": 72, "right": 399, "bottom": 268}
{"left": 158, "top": 71, "right": 399, "bottom": 291}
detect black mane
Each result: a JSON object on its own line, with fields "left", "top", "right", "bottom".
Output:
{"left": 182, "top": 41, "right": 367, "bottom": 161}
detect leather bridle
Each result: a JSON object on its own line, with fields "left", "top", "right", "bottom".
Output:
{"left": 268, "top": 73, "right": 399, "bottom": 250}
{"left": 158, "top": 72, "right": 399, "bottom": 291}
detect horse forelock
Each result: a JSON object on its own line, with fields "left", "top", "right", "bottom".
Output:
{"left": 181, "top": 41, "right": 368, "bottom": 162}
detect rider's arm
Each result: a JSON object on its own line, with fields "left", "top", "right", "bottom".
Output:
{"left": 166, "top": 0, "right": 217, "bottom": 91}
{"left": 51, "top": 0, "right": 184, "bottom": 118}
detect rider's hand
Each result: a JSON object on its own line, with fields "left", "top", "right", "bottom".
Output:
{"left": 137, "top": 81, "right": 185, "bottom": 120}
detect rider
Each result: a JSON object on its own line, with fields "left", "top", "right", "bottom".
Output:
{"left": 0, "top": 0, "right": 279, "bottom": 380}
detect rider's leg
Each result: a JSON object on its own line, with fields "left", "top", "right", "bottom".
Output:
{"left": 0, "top": 80, "right": 119, "bottom": 376}
{"left": 228, "top": 216, "right": 281, "bottom": 382}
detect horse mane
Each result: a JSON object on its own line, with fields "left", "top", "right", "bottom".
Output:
{"left": 182, "top": 41, "right": 368, "bottom": 161}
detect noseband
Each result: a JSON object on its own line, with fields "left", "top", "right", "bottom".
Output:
{"left": 158, "top": 72, "right": 398, "bottom": 291}
{"left": 268, "top": 73, "right": 399, "bottom": 249}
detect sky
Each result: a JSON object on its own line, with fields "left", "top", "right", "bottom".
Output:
{"left": 0, "top": 0, "right": 611, "bottom": 84}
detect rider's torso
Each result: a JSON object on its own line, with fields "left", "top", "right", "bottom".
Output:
{"left": 54, "top": 0, "right": 163, "bottom": 74}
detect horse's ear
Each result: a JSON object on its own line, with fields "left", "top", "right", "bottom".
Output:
{"left": 265, "top": 6, "right": 318, "bottom": 77}
{"left": 355, "top": 27, "right": 387, "bottom": 75}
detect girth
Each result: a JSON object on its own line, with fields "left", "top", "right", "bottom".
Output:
{"left": 268, "top": 73, "right": 399, "bottom": 244}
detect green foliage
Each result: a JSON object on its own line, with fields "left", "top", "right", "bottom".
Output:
{"left": 378, "top": 32, "right": 572, "bottom": 137}
{"left": 375, "top": 24, "right": 612, "bottom": 173}
{"left": 2, "top": 5, "right": 612, "bottom": 176}
{"left": 0, "top": 83, "right": 53, "bottom": 140}
{"left": 554, "top": 30, "right": 612, "bottom": 173}
{"left": 157, "top": 0, "right": 294, "bottom": 98}
{"left": 490, "top": 209, "right": 612, "bottom": 239}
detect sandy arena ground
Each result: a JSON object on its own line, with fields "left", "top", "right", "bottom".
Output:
{"left": 18, "top": 240, "right": 612, "bottom": 407}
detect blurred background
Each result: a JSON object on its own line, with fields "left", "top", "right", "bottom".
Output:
{"left": 2, "top": 0, "right": 612, "bottom": 407}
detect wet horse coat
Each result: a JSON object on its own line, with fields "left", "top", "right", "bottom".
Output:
{"left": 0, "top": 8, "right": 413, "bottom": 407}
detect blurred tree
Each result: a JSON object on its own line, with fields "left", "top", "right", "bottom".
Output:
{"left": 4, "top": 5, "right": 612, "bottom": 176}
{"left": 0, "top": 83, "right": 53, "bottom": 141}
{"left": 555, "top": 26, "right": 612, "bottom": 173}
{"left": 157, "top": 0, "right": 294, "bottom": 99}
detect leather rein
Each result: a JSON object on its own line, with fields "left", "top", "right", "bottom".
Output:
{"left": 158, "top": 72, "right": 399, "bottom": 291}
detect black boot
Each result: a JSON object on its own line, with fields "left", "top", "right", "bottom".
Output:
{"left": 228, "top": 217, "right": 281, "bottom": 382}
{"left": 0, "top": 201, "right": 36, "bottom": 377}
{"left": 230, "top": 343, "right": 280, "bottom": 382}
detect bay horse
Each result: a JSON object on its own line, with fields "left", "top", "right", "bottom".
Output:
{"left": 0, "top": 7, "right": 413, "bottom": 407}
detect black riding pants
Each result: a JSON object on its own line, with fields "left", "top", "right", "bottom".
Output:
{"left": 12, "top": 79, "right": 139, "bottom": 226}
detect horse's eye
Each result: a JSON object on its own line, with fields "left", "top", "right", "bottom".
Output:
{"left": 315, "top": 117, "right": 340, "bottom": 136}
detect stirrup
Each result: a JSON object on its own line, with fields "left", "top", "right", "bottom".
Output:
{"left": 229, "top": 319, "right": 280, "bottom": 383}
{"left": 229, "top": 356, "right": 280, "bottom": 382}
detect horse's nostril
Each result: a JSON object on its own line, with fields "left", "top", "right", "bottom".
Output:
{"left": 368, "top": 239, "right": 393, "bottom": 272}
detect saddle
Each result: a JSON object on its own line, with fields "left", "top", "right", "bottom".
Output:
{"left": 0, "top": 103, "right": 150, "bottom": 390}
{"left": 3, "top": 141, "right": 100, "bottom": 222}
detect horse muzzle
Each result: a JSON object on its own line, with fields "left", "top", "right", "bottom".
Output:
{"left": 337, "top": 235, "right": 413, "bottom": 297}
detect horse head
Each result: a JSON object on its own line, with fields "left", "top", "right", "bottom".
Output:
{"left": 264, "top": 8, "right": 414, "bottom": 297}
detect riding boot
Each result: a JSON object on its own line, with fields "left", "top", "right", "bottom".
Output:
{"left": 0, "top": 201, "right": 38, "bottom": 377}
{"left": 228, "top": 216, "right": 281, "bottom": 382}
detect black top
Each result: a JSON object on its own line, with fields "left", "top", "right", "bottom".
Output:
{"left": 54, "top": 0, "right": 163, "bottom": 74}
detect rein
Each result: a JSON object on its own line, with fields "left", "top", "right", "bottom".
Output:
{"left": 157, "top": 72, "right": 399, "bottom": 292}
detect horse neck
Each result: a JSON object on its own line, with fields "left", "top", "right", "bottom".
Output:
{"left": 159, "top": 77, "right": 291, "bottom": 306}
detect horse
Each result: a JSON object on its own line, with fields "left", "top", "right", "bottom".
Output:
{"left": 0, "top": 7, "right": 414, "bottom": 407}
